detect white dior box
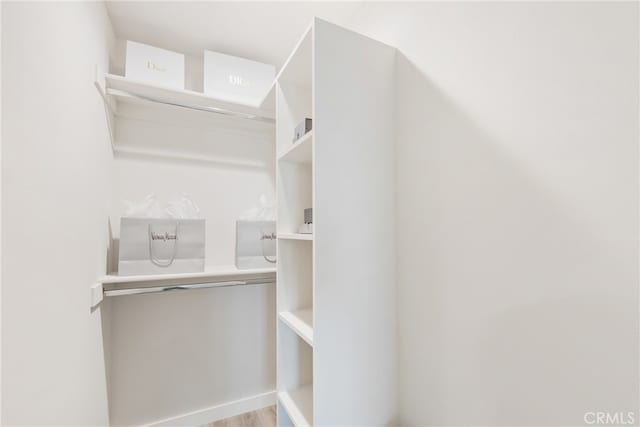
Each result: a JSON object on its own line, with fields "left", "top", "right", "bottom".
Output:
{"left": 118, "top": 218, "right": 205, "bottom": 276}
{"left": 125, "top": 41, "right": 185, "bottom": 89}
{"left": 203, "top": 50, "right": 275, "bottom": 106}
{"left": 235, "top": 221, "right": 276, "bottom": 269}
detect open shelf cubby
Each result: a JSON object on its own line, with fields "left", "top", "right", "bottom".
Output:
{"left": 277, "top": 322, "right": 313, "bottom": 427}
{"left": 277, "top": 239, "right": 312, "bottom": 315}
{"left": 277, "top": 159, "right": 312, "bottom": 236}
{"left": 278, "top": 384, "right": 313, "bottom": 427}
{"left": 278, "top": 308, "right": 313, "bottom": 347}
{"left": 278, "top": 131, "right": 312, "bottom": 164}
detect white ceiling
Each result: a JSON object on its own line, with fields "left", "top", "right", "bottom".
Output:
{"left": 105, "top": 1, "right": 363, "bottom": 70}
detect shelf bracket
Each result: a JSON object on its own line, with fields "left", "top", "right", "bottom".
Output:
{"left": 90, "top": 282, "right": 104, "bottom": 309}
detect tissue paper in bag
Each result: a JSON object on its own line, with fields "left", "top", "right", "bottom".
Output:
{"left": 118, "top": 194, "right": 205, "bottom": 276}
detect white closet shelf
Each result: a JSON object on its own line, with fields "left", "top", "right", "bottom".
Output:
{"left": 100, "top": 265, "right": 275, "bottom": 290}
{"left": 102, "top": 73, "right": 275, "bottom": 123}
{"left": 278, "top": 233, "right": 313, "bottom": 241}
{"left": 279, "top": 308, "right": 313, "bottom": 346}
{"left": 101, "top": 265, "right": 275, "bottom": 284}
{"left": 278, "top": 385, "right": 313, "bottom": 427}
{"left": 278, "top": 131, "right": 312, "bottom": 164}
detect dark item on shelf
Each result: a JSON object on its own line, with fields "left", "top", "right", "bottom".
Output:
{"left": 304, "top": 208, "right": 313, "bottom": 224}
{"left": 294, "top": 118, "right": 313, "bottom": 142}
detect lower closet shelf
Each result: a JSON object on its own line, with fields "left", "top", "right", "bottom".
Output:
{"left": 278, "top": 385, "right": 313, "bottom": 427}
{"left": 278, "top": 309, "right": 313, "bottom": 346}
{"left": 99, "top": 265, "right": 276, "bottom": 297}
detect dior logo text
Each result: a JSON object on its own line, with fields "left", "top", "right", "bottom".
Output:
{"left": 229, "top": 74, "right": 250, "bottom": 87}
{"left": 147, "top": 61, "right": 167, "bottom": 72}
{"left": 151, "top": 232, "right": 177, "bottom": 241}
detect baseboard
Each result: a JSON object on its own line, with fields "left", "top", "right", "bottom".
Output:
{"left": 145, "top": 390, "right": 277, "bottom": 427}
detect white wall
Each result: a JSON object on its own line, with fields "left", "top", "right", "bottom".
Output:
{"left": 0, "top": 1, "right": 3, "bottom": 421}
{"left": 1, "top": 2, "right": 114, "bottom": 425}
{"left": 106, "top": 90, "right": 276, "bottom": 425}
{"left": 347, "top": 2, "right": 639, "bottom": 426}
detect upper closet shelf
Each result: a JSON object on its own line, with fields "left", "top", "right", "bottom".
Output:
{"left": 100, "top": 73, "right": 275, "bottom": 124}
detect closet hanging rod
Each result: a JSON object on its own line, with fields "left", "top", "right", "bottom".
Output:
{"left": 106, "top": 88, "right": 276, "bottom": 124}
{"left": 104, "top": 278, "right": 275, "bottom": 297}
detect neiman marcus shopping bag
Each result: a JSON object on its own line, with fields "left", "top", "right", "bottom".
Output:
{"left": 118, "top": 218, "right": 205, "bottom": 276}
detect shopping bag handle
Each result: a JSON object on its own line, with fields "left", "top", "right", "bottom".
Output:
{"left": 148, "top": 223, "right": 179, "bottom": 267}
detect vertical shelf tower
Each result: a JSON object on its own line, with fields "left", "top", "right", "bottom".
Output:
{"left": 276, "top": 19, "right": 396, "bottom": 426}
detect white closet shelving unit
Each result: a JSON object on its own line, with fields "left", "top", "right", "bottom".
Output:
{"left": 276, "top": 19, "right": 396, "bottom": 426}
{"left": 92, "top": 63, "right": 277, "bottom": 304}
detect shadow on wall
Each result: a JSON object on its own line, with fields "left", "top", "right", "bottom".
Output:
{"left": 395, "top": 53, "right": 638, "bottom": 426}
